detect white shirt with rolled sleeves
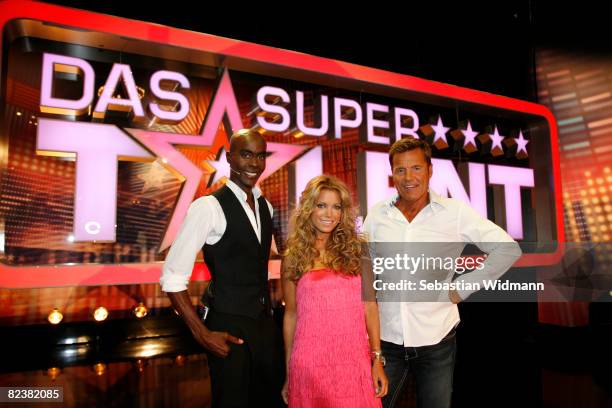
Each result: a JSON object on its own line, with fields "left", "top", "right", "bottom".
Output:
{"left": 362, "top": 190, "right": 522, "bottom": 347}
{"left": 160, "top": 180, "right": 274, "bottom": 293}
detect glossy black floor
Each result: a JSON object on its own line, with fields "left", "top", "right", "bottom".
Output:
{"left": 1, "top": 303, "right": 611, "bottom": 407}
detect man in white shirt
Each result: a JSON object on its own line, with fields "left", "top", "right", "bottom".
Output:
{"left": 160, "top": 129, "right": 285, "bottom": 407}
{"left": 363, "top": 137, "right": 522, "bottom": 408}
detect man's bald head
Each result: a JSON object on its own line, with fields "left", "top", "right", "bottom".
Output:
{"left": 229, "top": 129, "right": 266, "bottom": 152}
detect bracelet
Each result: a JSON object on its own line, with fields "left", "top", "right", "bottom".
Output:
{"left": 370, "top": 350, "right": 385, "bottom": 366}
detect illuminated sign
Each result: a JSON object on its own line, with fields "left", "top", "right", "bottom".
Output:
{"left": 0, "top": 0, "right": 562, "bottom": 288}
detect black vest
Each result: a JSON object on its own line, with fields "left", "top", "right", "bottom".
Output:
{"left": 202, "top": 185, "right": 273, "bottom": 318}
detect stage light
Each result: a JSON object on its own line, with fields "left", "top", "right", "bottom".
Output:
{"left": 134, "top": 359, "right": 147, "bottom": 373}
{"left": 47, "top": 367, "right": 61, "bottom": 380}
{"left": 137, "top": 341, "right": 162, "bottom": 358}
{"left": 93, "top": 307, "right": 108, "bottom": 322}
{"left": 59, "top": 335, "right": 91, "bottom": 345}
{"left": 48, "top": 308, "right": 63, "bottom": 324}
{"left": 174, "top": 355, "right": 186, "bottom": 366}
{"left": 92, "top": 363, "right": 106, "bottom": 376}
{"left": 133, "top": 302, "right": 148, "bottom": 318}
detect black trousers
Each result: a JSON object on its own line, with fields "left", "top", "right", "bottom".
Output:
{"left": 205, "top": 310, "right": 286, "bottom": 408}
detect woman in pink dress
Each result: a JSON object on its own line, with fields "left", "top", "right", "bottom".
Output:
{"left": 281, "top": 175, "right": 388, "bottom": 407}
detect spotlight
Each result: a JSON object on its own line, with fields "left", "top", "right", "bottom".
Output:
{"left": 134, "top": 359, "right": 147, "bottom": 373}
{"left": 133, "top": 303, "right": 148, "bottom": 319}
{"left": 48, "top": 308, "right": 63, "bottom": 324}
{"left": 92, "top": 363, "right": 106, "bottom": 376}
{"left": 174, "top": 355, "right": 186, "bottom": 366}
{"left": 46, "top": 367, "right": 61, "bottom": 380}
{"left": 93, "top": 307, "right": 108, "bottom": 322}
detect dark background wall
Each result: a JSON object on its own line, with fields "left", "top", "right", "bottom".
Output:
{"left": 39, "top": 0, "right": 612, "bottom": 102}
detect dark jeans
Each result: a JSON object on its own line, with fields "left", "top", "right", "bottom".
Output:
{"left": 382, "top": 329, "right": 456, "bottom": 408}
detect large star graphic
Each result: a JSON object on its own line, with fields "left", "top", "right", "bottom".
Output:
{"left": 128, "top": 69, "right": 307, "bottom": 251}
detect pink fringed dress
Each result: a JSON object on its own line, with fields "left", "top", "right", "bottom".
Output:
{"left": 288, "top": 268, "right": 381, "bottom": 408}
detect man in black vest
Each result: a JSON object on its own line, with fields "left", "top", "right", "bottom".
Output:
{"left": 161, "top": 129, "right": 285, "bottom": 407}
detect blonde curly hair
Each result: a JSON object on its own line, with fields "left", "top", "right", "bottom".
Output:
{"left": 283, "top": 175, "right": 364, "bottom": 281}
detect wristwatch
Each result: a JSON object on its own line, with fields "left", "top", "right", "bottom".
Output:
{"left": 370, "top": 350, "right": 386, "bottom": 366}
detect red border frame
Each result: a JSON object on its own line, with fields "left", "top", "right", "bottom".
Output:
{"left": 0, "top": 0, "right": 564, "bottom": 288}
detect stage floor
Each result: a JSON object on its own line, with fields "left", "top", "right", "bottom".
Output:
{"left": 0, "top": 305, "right": 611, "bottom": 407}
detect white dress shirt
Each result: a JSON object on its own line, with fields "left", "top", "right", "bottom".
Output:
{"left": 160, "top": 180, "right": 273, "bottom": 293}
{"left": 363, "top": 190, "right": 521, "bottom": 347}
